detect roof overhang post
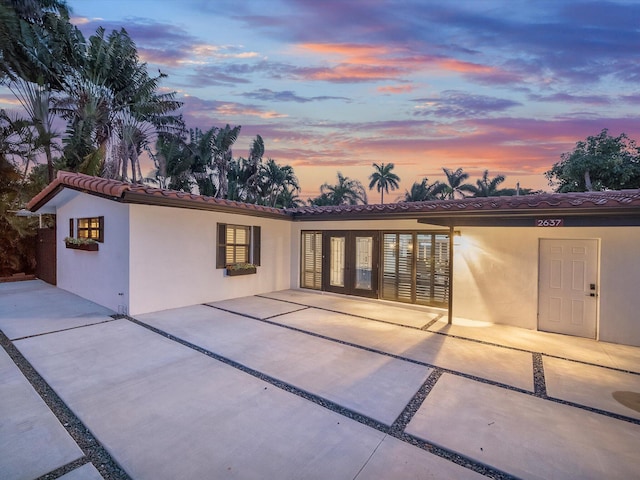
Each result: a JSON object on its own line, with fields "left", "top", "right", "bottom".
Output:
{"left": 448, "top": 225, "right": 454, "bottom": 325}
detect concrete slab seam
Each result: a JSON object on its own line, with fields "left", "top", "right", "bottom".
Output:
{"left": 255, "top": 294, "right": 640, "bottom": 376}
{"left": 34, "top": 458, "right": 91, "bottom": 480}
{"left": 421, "top": 314, "right": 444, "bottom": 330}
{"left": 11, "top": 318, "right": 120, "bottom": 342}
{"left": 532, "top": 353, "right": 547, "bottom": 398}
{"left": 351, "top": 436, "right": 385, "bottom": 480}
{"left": 0, "top": 330, "right": 132, "bottom": 480}
{"left": 126, "top": 316, "right": 516, "bottom": 480}
{"left": 255, "top": 294, "right": 438, "bottom": 331}
{"left": 263, "top": 306, "right": 313, "bottom": 319}
{"left": 204, "top": 304, "right": 640, "bottom": 426}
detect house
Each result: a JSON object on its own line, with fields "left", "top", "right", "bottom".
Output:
{"left": 27, "top": 171, "right": 640, "bottom": 347}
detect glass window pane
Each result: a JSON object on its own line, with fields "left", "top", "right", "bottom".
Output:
{"left": 355, "top": 236, "right": 372, "bottom": 290}
{"left": 329, "top": 237, "right": 345, "bottom": 287}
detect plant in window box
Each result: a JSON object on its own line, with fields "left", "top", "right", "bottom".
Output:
{"left": 64, "top": 236, "right": 99, "bottom": 251}
{"left": 225, "top": 262, "right": 257, "bottom": 276}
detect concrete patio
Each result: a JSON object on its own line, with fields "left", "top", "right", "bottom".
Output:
{"left": 1, "top": 280, "right": 640, "bottom": 479}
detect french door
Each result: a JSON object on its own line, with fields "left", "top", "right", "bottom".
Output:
{"left": 323, "top": 231, "right": 379, "bottom": 298}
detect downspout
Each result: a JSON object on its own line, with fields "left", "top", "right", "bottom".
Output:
{"left": 448, "top": 225, "right": 454, "bottom": 325}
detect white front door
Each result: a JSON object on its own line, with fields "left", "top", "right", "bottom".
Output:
{"left": 538, "top": 239, "right": 598, "bottom": 338}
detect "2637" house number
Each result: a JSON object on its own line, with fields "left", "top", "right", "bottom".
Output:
{"left": 535, "top": 218, "right": 564, "bottom": 227}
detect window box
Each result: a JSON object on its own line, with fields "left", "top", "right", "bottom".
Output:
{"left": 225, "top": 264, "right": 257, "bottom": 276}
{"left": 65, "top": 241, "right": 99, "bottom": 251}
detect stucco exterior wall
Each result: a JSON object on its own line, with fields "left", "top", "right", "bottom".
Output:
{"left": 453, "top": 226, "right": 640, "bottom": 346}
{"left": 128, "top": 205, "right": 292, "bottom": 315}
{"left": 51, "top": 191, "right": 639, "bottom": 346}
{"left": 56, "top": 193, "right": 130, "bottom": 313}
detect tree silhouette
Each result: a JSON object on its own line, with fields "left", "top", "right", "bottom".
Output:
{"left": 369, "top": 162, "right": 400, "bottom": 204}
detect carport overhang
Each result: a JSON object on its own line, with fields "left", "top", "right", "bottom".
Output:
{"left": 415, "top": 210, "right": 640, "bottom": 227}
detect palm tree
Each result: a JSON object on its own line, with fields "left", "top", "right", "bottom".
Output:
{"left": 57, "top": 27, "right": 182, "bottom": 182}
{"left": 243, "top": 135, "right": 264, "bottom": 201}
{"left": 259, "top": 158, "right": 300, "bottom": 207}
{"left": 277, "top": 186, "right": 303, "bottom": 208}
{"left": 369, "top": 162, "right": 400, "bottom": 204}
{"left": 459, "top": 170, "right": 506, "bottom": 197}
{"left": 319, "top": 172, "right": 367, "bottom": 205}
{"left": 210, "top": 124, "right": 241, "bottom": 198}
{"left": 402, "top": 178, "right": 446, "bottom": 202}
{"left": 442, "top": 167, "right": 469, "bottom": 199}
{"left": 1, "top": 2, "right": 85, "bottom": 182}
{"left": 186, "top": 127, "right": 215, "bottom": 195}
{"left": 146, "top": 131, "right": 193, "bottom": 191}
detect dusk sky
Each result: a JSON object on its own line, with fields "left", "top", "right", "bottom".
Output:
{"left": 9, "top": 0, "right": 640, "bottom": 199}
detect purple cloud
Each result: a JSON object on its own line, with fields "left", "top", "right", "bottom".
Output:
{"left": 413, "top": 90, "right": 521, "bottom": 118}
{"left": 529, "top": 93, "right": 612, "bottom": 106}
{"left": 241, "top": 89, "right": 349, "bottom": 103}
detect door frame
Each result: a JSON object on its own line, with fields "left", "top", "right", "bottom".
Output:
{"left": 322, "top": 230, "right": 379, "bottom": 298}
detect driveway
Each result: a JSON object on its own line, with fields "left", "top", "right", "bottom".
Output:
{"left": 1, "top": 280, "right": 640, "bottom": 480}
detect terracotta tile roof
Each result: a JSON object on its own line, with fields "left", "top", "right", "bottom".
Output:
{"left": 287, "top": 189, "right": 640, "bottom": 218}
{"left": 27, "top": 171, "right": 289, "bottom": 218}
{"left": 28, "top": 172, "right": 640, "bottom": 221}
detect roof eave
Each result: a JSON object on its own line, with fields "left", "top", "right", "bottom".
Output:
{"left": 122, "top": 191, "right": 290, "bottom": 220}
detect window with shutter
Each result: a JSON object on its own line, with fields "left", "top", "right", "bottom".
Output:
{"left": 216, "top": 223, "right": 261, "bottom": 269}
{"left": 74, "top": 217, "right": 104, "bottom": 242}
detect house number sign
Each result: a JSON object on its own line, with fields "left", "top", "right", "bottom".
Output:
{"left": 535, "top": 218, "right": 564, "bottom": 227}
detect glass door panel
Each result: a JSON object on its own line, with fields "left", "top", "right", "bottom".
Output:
{"left": 329, "top": 236, "right": 345, "bottom": 287}
{"left": 355, "top": 236, "right": 373, "bottom": 290}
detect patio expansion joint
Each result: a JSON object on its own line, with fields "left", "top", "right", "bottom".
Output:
{"left": 256, "top": 294, "right": 640, "bottom": 376}
{"left": 204, "top": 304, "right": 640, "bottom": 426}
{"left": 0, "top": 329, "right": 131, "bottom": 480}
{"left": 10, "top": 317, "right": 120, "bottom": 342}
{"left": 34, "top": 458, "right": 91, "bottom": 480}
{"left": 421, "top": 314, "right": 444, "bottom": 330}
{"left": 126, "top": 315, "right": 516, "bottom": 480}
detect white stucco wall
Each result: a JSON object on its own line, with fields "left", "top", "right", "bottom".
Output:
{"left": 56, "top": 193, "right": 130, "bottom": 313}
{"left": 452, "top": 226, "right": 640, "bottom": 346}
{"left": 128, "top": 204, "right": 292, "bottom": 315}
{"left": 50, "top": 192, "right": 640, "bottom": 346}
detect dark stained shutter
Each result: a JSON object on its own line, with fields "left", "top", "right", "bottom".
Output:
{"left": 216, "top": 223, "right": 227, "bottom": 268}
{"left": 382, "top": 232, "right": 449, "bottom": 307}
{"left": 252, "top": 226, "right": 261, "bottom": 266}
{"left": 98, "top": 216, "right": 105, "bottom": 243}
{"left": 69, "top": 218, "right": 74, "bottom": 238}
{"left": 301, "top": 231, "right": 322, "bottom": 289}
